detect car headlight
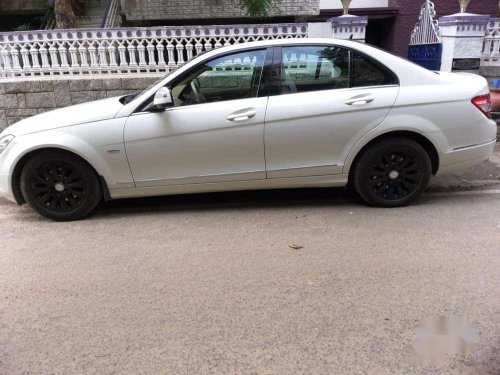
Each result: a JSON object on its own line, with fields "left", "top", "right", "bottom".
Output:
{"left": 0, "top": 135, "right": 15, "bottom": 155}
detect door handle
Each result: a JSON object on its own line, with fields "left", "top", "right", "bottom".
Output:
{"left": 345, "top": 95, "right": 375, "bottom": 106}
{"left": 226, "top": 109, "right": 256, "bottom": 122}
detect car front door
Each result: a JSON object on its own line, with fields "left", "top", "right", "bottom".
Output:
{"left": 264, "top": 45, "right": 400, "bottom": 178}
{"left": 124, "top": 48, "right": 269, "bottom": 188}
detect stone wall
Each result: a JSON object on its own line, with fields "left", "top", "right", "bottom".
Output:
{"left": 0, "top": 75, "right": 160, "bottom": 132}
{"left": 121, "top": 0, "right": 319, "bottom": 21}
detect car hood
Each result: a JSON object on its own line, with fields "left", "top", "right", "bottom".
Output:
{"left": 2, "top": 96, "right": 124, "bottom": 137}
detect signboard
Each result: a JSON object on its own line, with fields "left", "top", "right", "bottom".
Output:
{"left": 408, "top": 44, "right": 442, "bottom": 71}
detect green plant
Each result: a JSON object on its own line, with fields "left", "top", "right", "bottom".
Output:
{"left": 233, "top": 0, "right": 281, "bottom": 17}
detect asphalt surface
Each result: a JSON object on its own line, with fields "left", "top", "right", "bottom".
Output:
{"left": 1, "top": 146, "right": 499, "bottom": 374}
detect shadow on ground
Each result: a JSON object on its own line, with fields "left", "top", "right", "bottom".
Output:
{"left": 96, "top": 187, "right": 358, "bottom": 216}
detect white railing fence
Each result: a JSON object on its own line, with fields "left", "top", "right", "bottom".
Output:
{"left": 0, "top": 24, "right": 308, "bottom": 79}
{"left": 481, "top": 18, "right": 500, "bottom": 67}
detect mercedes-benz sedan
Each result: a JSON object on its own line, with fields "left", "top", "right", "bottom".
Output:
{"left": 0, "top": 39, "right": 496, "bottom": 220}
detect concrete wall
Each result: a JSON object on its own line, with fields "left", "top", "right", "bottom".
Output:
{"left": 121, "top": 0, "right": 319, "bottom": 21}
{"left": 0, "top": 75, "right": 160, "bottom": 132}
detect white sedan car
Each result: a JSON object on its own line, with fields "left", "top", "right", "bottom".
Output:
{"left": 0, "top": 39, "right": 496, "bottom": 221}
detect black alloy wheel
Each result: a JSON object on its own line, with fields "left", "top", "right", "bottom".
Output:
{"left": 21, "top": 151, "right": 102, "bottom": 221}
{"left": 28, "top": 160, "right": 87, "bottom": 213}
{"left": 368, "top": 151, "right": 423, "bottom": 201}
{"left": 353, "top": 138, "right": 432, "bottom": 207}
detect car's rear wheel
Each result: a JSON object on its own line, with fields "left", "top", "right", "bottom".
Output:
{"left": 353, "top": 138, "right": 431, "bottom": 207}
{"left": 20, "top": 151, "right": 102, "bottom": 221}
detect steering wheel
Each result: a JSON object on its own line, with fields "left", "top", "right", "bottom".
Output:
{"left": 190, "top": 78, "right": 206, "bottom": 103}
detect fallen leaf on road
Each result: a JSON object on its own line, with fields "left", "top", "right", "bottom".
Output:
{"left": 288, "top": 244, "right": 303, "bottom": 250}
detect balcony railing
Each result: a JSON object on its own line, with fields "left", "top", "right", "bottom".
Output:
{"left": 0, "top": 24, "right": 308, "bottom": 79}
{"left": 481, "top": 18, "right": 500, "bottom": 67}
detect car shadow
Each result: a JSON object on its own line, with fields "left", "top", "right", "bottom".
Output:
{"left": 94, "top": 187, "right": 359, "bottom": 217}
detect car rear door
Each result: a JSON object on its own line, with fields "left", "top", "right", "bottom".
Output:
{"left": 264, "top": 45, "right": 400, "bottom": 178}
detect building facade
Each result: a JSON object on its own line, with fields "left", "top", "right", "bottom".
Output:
{"left": 316, "top": 0, "right": 498, "bottom": 56}
{"left": 120, "top": 0, "right": 320, "bottom": 24}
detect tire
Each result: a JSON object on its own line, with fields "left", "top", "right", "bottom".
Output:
{"left": 20, "top": 151, "right": 102, "bottom": 221}
{"left": 352, "top": 138, "right": 432, "bottom": 208}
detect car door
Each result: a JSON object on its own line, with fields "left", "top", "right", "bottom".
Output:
{"left": 124, "top": 48, "right": 269, "bottom": 188}
{"left": 264, "top": 45, "right": 400, "bottom": 178}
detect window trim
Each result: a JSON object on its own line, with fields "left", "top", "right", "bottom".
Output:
{"left": 267, "top": 44, "right": 399, "bottom": 96}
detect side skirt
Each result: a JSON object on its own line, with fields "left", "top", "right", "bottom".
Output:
{"left": 109, "top": 174, "right": 349, "bottom": 200}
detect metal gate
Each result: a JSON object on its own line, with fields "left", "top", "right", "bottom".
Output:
{"left": 408, "top": 0, "right": 442, "bottom": 70}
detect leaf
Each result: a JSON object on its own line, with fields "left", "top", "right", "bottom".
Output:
{"left": 288, "top": 244, "right": 303, "bottom": 250}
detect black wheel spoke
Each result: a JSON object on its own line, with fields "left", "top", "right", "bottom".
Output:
{"left": 39, "top": 193, "right": 51, "bottom": 205}
{"left": 396, "top": 183, "right": 404, "bottom": 197}
{"left": 67, "top": 194, "right": 79, "bottom": 207}
{"left": 31, "top": 186, "right": 49, "bottom": 194}
{"left": 67, "top": 181, "right": 85, "bottom": 190}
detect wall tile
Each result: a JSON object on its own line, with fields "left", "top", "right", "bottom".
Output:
{"left": 0, "top": 110, "right": 7, "bottom": 131}
{"left": 5, "top": 108, "right": 39, "bottom": 117}
{"left": 0, "top": 94, "right": 18, "bottom": 108}
{"left": 53, "top": 81, "right": 72, "bottom": 107}
{"left": 4, "top": 81, "right": 30, "bottom": 94}
{"left": 25, "top": 92, "right": 56, "bottom": 108}
{"left": 70, "top": 79, "right": 103, "bottom": 92}
{"left": 17, "top": 93, "right": 26, "bottom": 108}
{"left": 71, "top": 91, "right": 97, "bottom": 104}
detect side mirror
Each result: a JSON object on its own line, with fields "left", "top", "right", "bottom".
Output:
{"left": 152, "top": 87, "right": 172, "bottom": 111}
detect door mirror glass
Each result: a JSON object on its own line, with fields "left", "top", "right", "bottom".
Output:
{"left": 152, "top": 87, "right": 173, "bottom": 110}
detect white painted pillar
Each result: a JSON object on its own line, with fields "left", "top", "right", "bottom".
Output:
{"left": 331, "top": 15, "right": 368, "bottom": 42}
{"left": 307, "top": 15, "right": 368, "bottom": 42}
{"left": 439, "top": 13, "right": 490, "bottom": 72}
{"left": 307, "top": 22, "right": 333, "bottom": 38}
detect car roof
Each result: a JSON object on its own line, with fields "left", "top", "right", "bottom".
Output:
{"left": 206, "top": 37, "right": 361, "bottom": 53}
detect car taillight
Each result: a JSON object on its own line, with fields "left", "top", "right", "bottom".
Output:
{"left": 471, "top": 94, "right": 492, "bottom": 119}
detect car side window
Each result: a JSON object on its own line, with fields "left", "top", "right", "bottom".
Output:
{"left": 351, "top": 51, "right": 397, "bottom": 87}
{"left": 280, "top": 46, "right": 349, "bottom": 94}
{"left": 170, "top": 49, "right": 266, "bottom": 106}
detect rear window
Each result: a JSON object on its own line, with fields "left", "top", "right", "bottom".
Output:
{"left": 351, "top": 51, "right": 398, "bottom": 87}
{"left": 276, "top": 46, "right": 398, "bottom": 95}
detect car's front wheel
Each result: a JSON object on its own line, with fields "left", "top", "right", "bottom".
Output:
{"left": 353, "top": 138, "right": 432, "bottom": 207}
{"left": 20, "top": 151, "right": 102, "bottom": 221}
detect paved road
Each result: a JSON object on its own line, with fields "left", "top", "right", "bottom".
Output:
{"left": 1, "top": 147, "right": 499, "bottom": 374}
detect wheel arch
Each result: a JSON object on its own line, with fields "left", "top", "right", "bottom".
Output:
{"left": 11, "top": 147, "right": 110, "bottom": 205}
{"left": 346, "top": 131, "right": 440, "bottom": 182}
